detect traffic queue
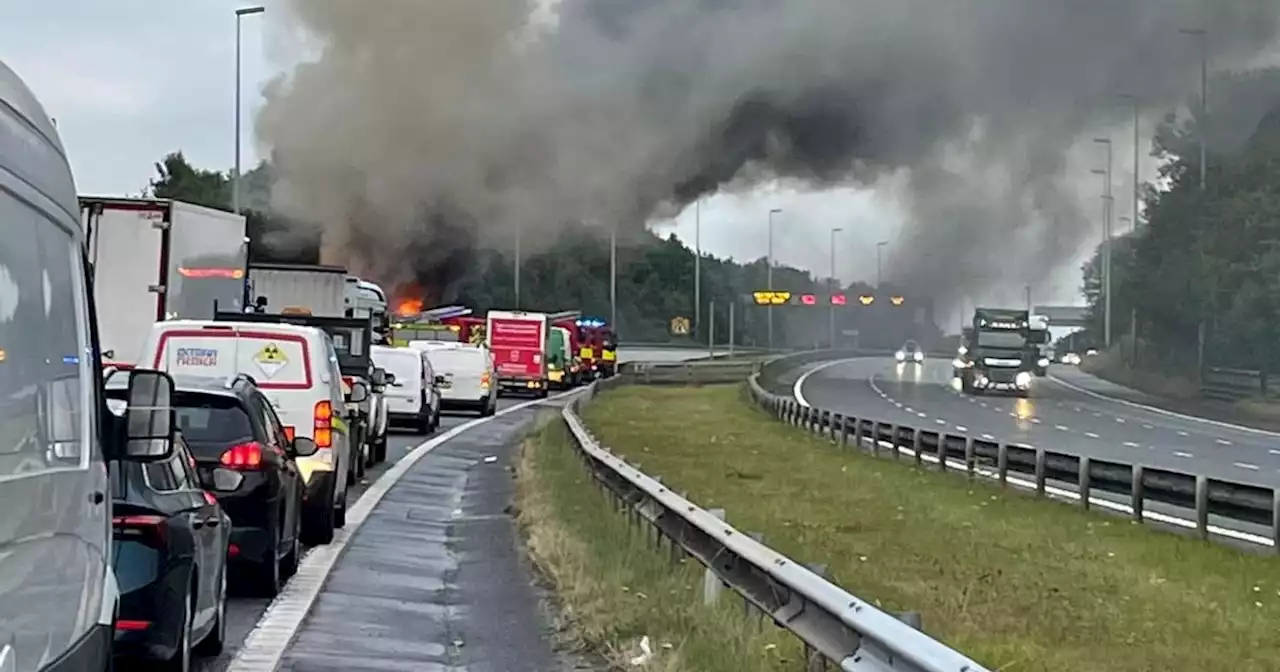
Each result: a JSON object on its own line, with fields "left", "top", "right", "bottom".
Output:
{"left": 1, "top": 53, "right": 625, "bottom": 672}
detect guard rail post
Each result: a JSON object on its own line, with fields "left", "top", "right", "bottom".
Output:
{"left": 1195, "top": 475, "right": 1209, "bottom": 540}
{"left": 1130, "top": 465, "right": 1145, "bottom": 522}
{"left": 1034, "top": 448, "right": 1047, "bottom": 495}
{"left": 838, "top": 416, "right": 850, "bottom": 448}
{"left": 964, "top": 436, "right": 976, "bottom": 477}
{"left": 1078, "top": 456, "right": 1092, "bottom": 511}
{"left": 910, "top": 428, "right": 922, "bottom": 463}
{"left": 996, "top": 444, "right": 1009, "bottom": 487}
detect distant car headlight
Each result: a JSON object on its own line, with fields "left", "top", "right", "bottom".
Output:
{"left": 957, "top": 345, "right": 968, "bottom": 356}
{"left": 895, "top": 350, "right": 906, "bottom": 362}
{"left": 1037, "top": 357, "right": 1050, "bottom": 368}
{"left": 913, "top": 351, "right": 924, "bottom": 362}
{"left": 1015, "top": 371, "right": 1032, "bottom": 388}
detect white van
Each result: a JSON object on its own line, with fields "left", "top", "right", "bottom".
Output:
{"left": 138, "top": 320, "right": 366, "bottom": 544}
{"left": 371, "top": 345, "right": 441, "bottom": 433}
{"left": 422, "top": 344, "right": 498, "bottom": 416}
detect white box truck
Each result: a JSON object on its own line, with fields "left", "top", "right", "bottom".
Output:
{"left": 80, "top": 196, "right": 247, "bottom": 366}
{"left": 247, "top": 262, "right": 348, "bottom": 316}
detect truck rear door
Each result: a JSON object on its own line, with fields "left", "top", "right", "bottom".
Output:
{"left": 83, "top": 199, "right": 168, "bottom": 365}
{"left": 489, "top": 317, "right": 542, "bottom": 381}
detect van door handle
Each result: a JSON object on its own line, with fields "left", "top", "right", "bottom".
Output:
{"left": 203, "top": 517, "right": 220, "bottom": 528}
{"left": 89, "top": 491, "right": 105, "bottom": 505}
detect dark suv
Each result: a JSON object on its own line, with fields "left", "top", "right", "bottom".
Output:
{"left": 107, "top": 373, "right": 316, "bottom": 597}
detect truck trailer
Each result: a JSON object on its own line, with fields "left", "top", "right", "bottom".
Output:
{"left": 80, "top": 196, "right": 247, "bottom": 366}
{"left": 486, "top": 310, "right": 550, "bottom": 396}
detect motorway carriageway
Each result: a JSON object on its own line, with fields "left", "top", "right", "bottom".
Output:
{"left": 795, "top": 358, "right": 1280, "bottom": 487}
{"left": 195, "top": 345, "right": 697, "bottom": 672}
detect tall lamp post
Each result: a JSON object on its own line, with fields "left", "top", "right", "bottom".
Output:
{"left": 829, "top": 227, "right": 843, "bottom": 347}
{"left": 694, "top": 199, "right": 701, "bottom": 337}
{"left": 1092, "top": 136, "right": 1114, "bottom": 348}
{"left": 1179, "top": 27, "right": 1209, "bottom": 191}
{"left": 232, "top": 6, "right": 265, "bottom": 214}
{"left": 875, "top": 241, "right": 888, "bottom": 286}
{"left": 1118, "top": 93, "right": 1141, "bottom": 232}
{"left": 766, "top": 208, "right": 782, "bottom": 349}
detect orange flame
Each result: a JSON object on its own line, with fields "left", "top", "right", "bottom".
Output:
{"left": 396, "top": 297, "right": 425, "bottom": 317}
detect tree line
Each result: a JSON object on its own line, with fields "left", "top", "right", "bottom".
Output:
{"left": 145, "top": 153, "right": 941, "bottom": 347}
{"left": 1078, "top": 66, "right": 1280, "bottom": 377}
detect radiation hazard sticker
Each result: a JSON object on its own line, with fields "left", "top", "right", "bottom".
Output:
{"left": 253, "top": 342, "right": 289, "bottom": 379}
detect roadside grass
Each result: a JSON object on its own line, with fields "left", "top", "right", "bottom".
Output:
{"left": 581, "top": 384, "right": 1280, "bottom": 672}
{"left": 1079, "top": 344, "right": 1199, "bottom": 399}
{"left": 513, "top": 416, "right": 799, "bottom": 672}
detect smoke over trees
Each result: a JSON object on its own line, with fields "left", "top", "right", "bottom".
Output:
{"left": 254, "top": 0, "right": 1280, "bottom": 306}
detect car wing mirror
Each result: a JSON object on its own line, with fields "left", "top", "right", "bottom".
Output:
{"left": 291, "top": 436, "right": 319, "bottom": 457}
{"left": 345, "top": 380, "right": 370, "bottom": 404}
{"left": 371, "top": 368, "right": 388, "bottom": 387}
{"left": 122, "top": 369, "right": 177, "bottom": 461}
{"left": 434, "top": 375, "right": 446, "bottom": 385}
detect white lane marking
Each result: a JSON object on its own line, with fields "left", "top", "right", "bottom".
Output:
{"left": 859, "top": 436, "right": 1274, "bottom": 547}
{"left": 1174, "top": 451, "right": 1194, "bottom": 458}
{"left": 1269, "top": 449, "right": 1280, "bottom": 456}
{"left": 793, "top": 358, "right": 870, "bottom": 407}
{"left": 1115, "top": 418, "right": 1126, "bottom": 424}
{"left": 935, "top": 419, "right": 947, "bottom": 426}
{"left": 1178, "top": 431, "right": 1189, "bottom": 437}
{"left": 1216, "top": 439, "right": 1233, "bottom": 446}
{"left": 1055, "top": 425, "right": 1069, "bottom": 431}
{"left": 1092, "top": 412, "right": 1103, "bottom": 418}
{"left": 981, "top": 433, "right": 995, "bottom": 440}
{"left": 1084, "top": 432, "right": 1100, "bottom": 439}
{"left": 917, "top": 412, "right": 927, "bottom": 419}
{"left": 1123, "top": 441, "right": 1141, "bottom": 448}
{"left": 955, "top": 425, "right": 969, "bottom": 432}
{"left": 1143, "top": 424, "right": 1153, "bottom": 430}
{"left": 1049, "top": 371, "right": 1280, "bottom": 439}
{"left": 979, "top": 402, "right": 988, "bottom": 408}
{"left": 894, "top": 402, "right": 904, "bottom": 408}
{"left": 1031, "top": 418, "right": 1042, "bottom": 424}
{"left": 1235, "top": 462, "right": 1260, "bottom": 471}
{"left": 904, "top": 407, "right": 915, "bottom": 413}
{"left": 226, "top": 390, "right": 579, "bottom": 672}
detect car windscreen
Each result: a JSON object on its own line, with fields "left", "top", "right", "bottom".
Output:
{"left": 976, "top": 331, "right": 1026, "bottom": 349}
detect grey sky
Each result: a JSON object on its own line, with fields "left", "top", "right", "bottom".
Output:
{"left": 11, "top": 1, "right": 1264, "bottom": 319}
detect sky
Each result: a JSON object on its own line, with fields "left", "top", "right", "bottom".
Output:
{"left": 9, "top": 1, "right": 1272, "bottom": 323}
{"left": 0, "top": 0, "right": 972, "bottom": 298}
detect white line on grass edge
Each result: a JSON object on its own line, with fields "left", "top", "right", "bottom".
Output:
{"left": 226, "top": 389, "right": 580, "bottom": 672}
{"left": 787, "top": 358, "right": 1271, "bottom": 547}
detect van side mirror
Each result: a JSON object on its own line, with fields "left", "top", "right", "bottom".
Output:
{"left": 346, "top": 380, "right": 370, "bottom": 404}
{"left": 385, "top": 371, "right": 397, "bottom": 384}
{"left": 122, "top": 369, "right": 177, "bottom": 461}
{"left": 434, "top": 375, "right": 446, "bottom": 386}
{"left": 291, "top": 436, "right": 319, "bottom": 457}
{"left": 371, "top": 368, "right": 388, "bottom": 388}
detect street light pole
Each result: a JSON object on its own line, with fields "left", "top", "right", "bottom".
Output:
{"left": 514, "top": 226, "right": 521, "bottom": 308}
{"left": 232, "top": 6, "right": 265, "bottom": 214}
{"left": 875, "top": 241, "right": 888, "bottom": 287}
{"left": 1180, "top": 27, "right": 1208, "bottom": 190}
{"left": 829, "top": 227, "right": 843, "bottom": 348}
{"left": 694, "top": 199, "right": 701, "bottom": 337}
{"left": 610, "top": 226, "right": 618, "bottom": 328}
{"left": 767, "top": 208, "right": 781, "bottom": 350}
{"left": 1119, "top": 94, "right": 1141, "bottom": 231}
{"left": 1093, "top": 136, "right": 1114, "bottom": 347}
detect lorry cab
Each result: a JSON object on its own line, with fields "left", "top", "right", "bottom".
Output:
{"left": 0, "top": 58, "right": 182, "bottom": 672}
{"left": 959, "top": 309, "right": 1033, "bottom": 397}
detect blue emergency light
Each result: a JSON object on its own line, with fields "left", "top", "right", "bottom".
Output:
{"left": 576, "top": 318, "right": 607, "bottom": 328}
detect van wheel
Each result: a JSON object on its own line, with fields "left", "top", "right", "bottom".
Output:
{"left": 481, "top": 400, "right": 496, "bottom": 417}
{"left": 431, "top": 406, "right": 441, "bottom": 429}
{"left": 302, "top": 484, "right": 337, "bottom": 545}
{"left": 254, "top": 524, "right": 283, "bottom": 598}
{"left": 373, "top": 435, "right": 387, "bottom": 463}
{"left": 281, "top": 506, "right": 302, "bottom": 578}
{"left": 195, "top": 565, "right": 226, "bottom": 656}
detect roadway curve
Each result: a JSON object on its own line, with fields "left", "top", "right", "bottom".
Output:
{"left": 194, "top": 396, "right": 538, "bottom": 672}
{"left": 795, "top": 357, "right": 1280, "bottom": 489}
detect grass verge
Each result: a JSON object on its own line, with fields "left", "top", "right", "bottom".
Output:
{"left": 514, "top": 415, "right": 799, "bottom": 671}
{"left": 581, "top": 384, "right": 1280, "bottom": 672}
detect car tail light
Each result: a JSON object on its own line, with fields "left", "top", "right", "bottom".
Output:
{"left": 480, "top": 371, "right": 491, "bottom": 387}
{"left": 314, "top": 400, "right": 333, "bottom": 448}
{"left": 112, "top": 515, "right": 167, "bottom": 546}
{"left": 283, "top": 425, "right": 295, "bottom": 442}
{"left": 219, "top": 442, "right": 264, "bottom": 470}
{"left": 115, "top": 620, "right": 151, "bottom": 631}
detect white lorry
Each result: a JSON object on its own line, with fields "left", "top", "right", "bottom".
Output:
{"left": 80, "top": 196, "right": 247, "bottom": 367}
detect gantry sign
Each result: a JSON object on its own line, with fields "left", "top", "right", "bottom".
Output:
{"left": 750, "top": 291, "right": 909, "bottom": 307}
